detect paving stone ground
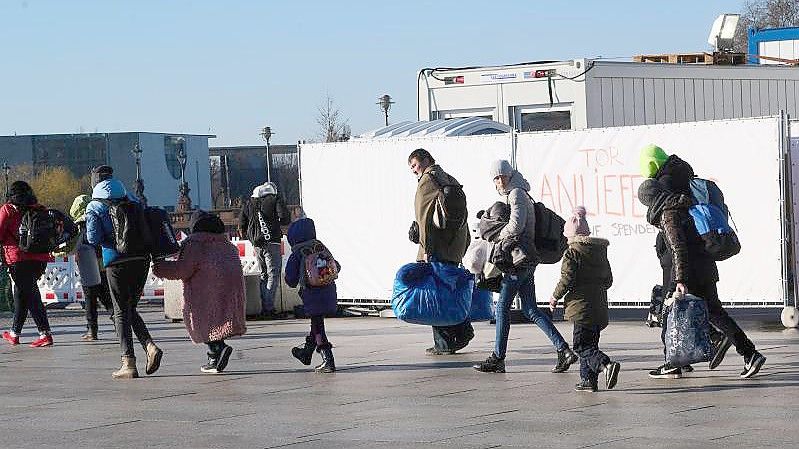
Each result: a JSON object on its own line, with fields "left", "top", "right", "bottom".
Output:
{"left": 1, "top": 308, "right": 797, "bottom": 449}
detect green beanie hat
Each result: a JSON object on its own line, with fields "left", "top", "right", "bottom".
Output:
{"left": 70, "top": 194, "right": 92, "bottom": 223}
{"left": 639, "top": 144, "right": 669, "bottom": 178}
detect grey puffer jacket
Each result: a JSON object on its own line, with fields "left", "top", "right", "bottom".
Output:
{"left": 497, "top": 170, "right": 537, "bottom": 264}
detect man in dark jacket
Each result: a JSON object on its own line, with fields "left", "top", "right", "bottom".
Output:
{"left": 408, "top": 148, "right": 474, "bottom": 355}
{"left": 239, "top": 182, "right": 290, "bottom": 318}
{"left": 639, "top": 145, "right": 766, "bottom": 379}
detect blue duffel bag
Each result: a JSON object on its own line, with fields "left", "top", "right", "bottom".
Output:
{"left": 391, "top": 262, "right": 473, "bottom": 326}
{"left": 665, "top": 293, "right": 714, "bottom": 367}
{"left": 469, "top": 286, "right": 494, "bottom": 322}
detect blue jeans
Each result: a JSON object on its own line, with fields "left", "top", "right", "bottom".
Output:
{"left": 256, "top": 243, "right": 282, "bottom": 313}
{"left": 573, "top": 324, "right": 609, "bottom": 384}
{"left": 494, "top": 267, "right": 568, "bottom": 359}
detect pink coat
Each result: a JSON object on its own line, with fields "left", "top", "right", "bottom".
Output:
{"left": 153, "top": 232, "right": 246, "bottom": 343}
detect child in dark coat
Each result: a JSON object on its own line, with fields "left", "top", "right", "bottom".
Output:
{"left": 285, "top": 217, "right": 340, "bottom": 373}
{"left": 549, "top": 207, "right": 620, "bottom": 392}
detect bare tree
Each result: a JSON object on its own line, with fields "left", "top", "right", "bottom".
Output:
{"left": 734, "top": 0, "right": 799, "bottom": 53}
{"left": 316, "top": 95, "right": 351, "bottom": 143}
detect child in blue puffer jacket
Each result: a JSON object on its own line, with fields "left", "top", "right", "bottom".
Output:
{"left": 285, "top": 216, "right": 340, "bottom": 373}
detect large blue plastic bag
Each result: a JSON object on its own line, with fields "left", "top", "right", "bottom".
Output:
{"left": 391, "top": 262, "right": 474, "bottom": 326}
{"left": 469, "top": 286, "right": 494, "bottom": 321}
{"left": 665, "top": 293, "right": 713, "bottom": 367}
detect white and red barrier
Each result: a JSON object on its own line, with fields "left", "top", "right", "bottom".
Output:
{"left": 34, "top": 238, "right": 288, "bottom": 307}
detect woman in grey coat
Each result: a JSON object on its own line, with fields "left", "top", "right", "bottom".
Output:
{"left": 473, "top": 160, "right": 577, "bottom": 373}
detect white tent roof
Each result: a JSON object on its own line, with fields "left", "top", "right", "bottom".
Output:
{"left": 358, "top": 118, "right": 511, "bottom": 139}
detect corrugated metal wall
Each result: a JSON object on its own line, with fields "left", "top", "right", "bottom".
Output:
{"left": 588, "top": 76, "right": 799, "bottom": 128}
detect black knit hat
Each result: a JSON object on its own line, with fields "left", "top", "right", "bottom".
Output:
{"left": 90, "top": 165, "right": 114, "bottom": 187}
{"left": 189, "top": 210, "right": 225, "bottom": 234}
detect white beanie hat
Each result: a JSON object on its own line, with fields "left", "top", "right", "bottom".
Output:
{"left": 490, "top": 160, "right": 513, "bottom": 179}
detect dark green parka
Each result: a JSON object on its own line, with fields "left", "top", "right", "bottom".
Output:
{"left": 551, "top": 236, "right": 613, "bottom": 328}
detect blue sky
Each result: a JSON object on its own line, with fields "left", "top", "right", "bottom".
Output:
{"left": 1, "top": 0, "right": 745, "bottom": 146}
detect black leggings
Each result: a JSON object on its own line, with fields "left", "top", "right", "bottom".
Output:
{"left": 83, "top": 271, "right": 113, "bottom": 332}
{"left": 310, "top": 315, "right": 330, "bottom": 349}
{"left": 10, "top": 261, "right": 49, "bottom": 335}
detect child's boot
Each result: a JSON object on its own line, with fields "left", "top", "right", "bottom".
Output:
{"left": 291, "top": 336, "right": 316, "bottom": 366}
{"left": 552, "top": 346, "right": 578, "bottom": 373}
{"left": 314, "top": 345, "right": 336, "bottom": 373}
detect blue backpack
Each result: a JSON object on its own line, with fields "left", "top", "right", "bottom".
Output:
{"left": 688, "top": 178, "right": 740, "bottom": 261}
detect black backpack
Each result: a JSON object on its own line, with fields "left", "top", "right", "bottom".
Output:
{"left": 532, "top": 202, "right": 568, "bottom": 264}
{"left": 428, "top": 172, "right": 468, "bottom": 230}
{"left": 101, "top": 199, "right": 153, "bottom": 257}
{"left": 145, "top": 206, "right": 180, "bottom": 260}
{"left": 246, "top": 199, "right": 271, "bottom": 246}
{"left": 18, "top": 206, "right": 59, "bottom": 253}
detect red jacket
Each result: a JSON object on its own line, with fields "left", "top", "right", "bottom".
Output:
{"left": 0, "top": 203, "right": 52, "bottom": 265}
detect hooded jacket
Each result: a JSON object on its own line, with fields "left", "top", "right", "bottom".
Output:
{"left": 638, "top": 179, "right": 718, "bottom": 286}
{"left": 414, "top": 165, "right": 470, "bottom": 264}
{"left": 496, "top": 170, "right": 537, "bottom": 264}
{"left": 285, "top": 218, "right": 339, "bottom": 316}
{"left": 85, "top": 179, "right": 145, "bottom": 267}
{"left": 551, "top": 236, "right": 613, "bottom": 328}
{"left": 238, "top": 182, "right": 290, "bottom": 245}
{"left": 152, "top": 218, "right": 247, "bottom": 343}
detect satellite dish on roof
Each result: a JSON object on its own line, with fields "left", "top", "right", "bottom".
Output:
{"left": 708, "top": 13, "right": 740, "bottom": 52}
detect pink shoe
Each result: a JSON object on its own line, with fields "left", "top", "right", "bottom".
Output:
{"left": 2, "top": 331, "right": 19, "bottom": 345}
{"left": 30, "top": 334, "right": 53, "bottom": 348}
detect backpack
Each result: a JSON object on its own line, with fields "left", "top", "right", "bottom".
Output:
{"left": 300, "top": 241, "right": 339, "bottom": 287}
{"left": 18, "top": 206, "right": 59, "bottom": 253}
{"left": 145, "top": 206, "right": 180, "bottom": 260}
{"left": 427, "top": 172, "right": 468, "bottom": 230}
{"left": 688, "top": 178, "right": 741, "bottom": 261}
{"left": 101, "top": 199, "right": 153, "bottom": 257}
{"left": 246, "top": 197, "right": 278, "bottom": 246}
{"left": 532, "top": 201, "right": 568, "bottom": 264}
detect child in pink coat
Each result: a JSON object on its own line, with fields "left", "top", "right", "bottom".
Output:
{"left": 153, "top": 211, "right": 246, "bottom": 374}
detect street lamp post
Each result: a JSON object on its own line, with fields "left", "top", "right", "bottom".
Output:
{"left": 175, "top": 137, "right": 192, "bottom": 212}
{"left": 260, "top": 126, "right": 273, "bottom": 183}
{"left": 131, "top": 142, "right": 148, "bottom": 206}
{"left": 377, "top": 94, "right": 394, "bottom": 126}
{"left": 2, "top": 162, "right": 9, "bottom": 200}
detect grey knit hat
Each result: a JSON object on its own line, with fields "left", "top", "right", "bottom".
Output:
{"left": 490, "top": 160, "right": 513, "bottom": 179}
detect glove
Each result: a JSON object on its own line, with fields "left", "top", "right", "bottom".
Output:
{"left": 408, "top": 221, "right": 420, "bottom": 244}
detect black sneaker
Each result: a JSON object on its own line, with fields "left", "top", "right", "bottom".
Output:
{"left": 649, "top": 363, "right": 682, "bottom": 379}
{"left": 740, "top": 351, "right": 766, "bottom": 379}
{"left": 215, "top": 345, "right": 233, "bottom": 373}
{"left": 682, "top": 365, "right": 694, "bottom": 374}
{"left": 574, "top": 379, "right": 598, "bottom": 392}
{"left": 473, "top": 353, "right": 506, "bottom": 373}
{"left": 200, "top": 357, "right": 219, "bottom": 374}
{"left": 604, "top": 361, "right": 621, "bottom": 389}
{"left": 709, "top": 335, "right": 732, "bottom": 370}
{"left": 425, "top": 347, "right": 455, "bottom": 356}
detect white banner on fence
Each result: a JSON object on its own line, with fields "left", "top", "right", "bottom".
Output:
{"left": 300, "top": 135, "right": 512, "bottom": 303}
{"left": 300, "top": 117, "right": 785, "bottom": 307}
{"left": 516, "top": 117, "right": 784, "bottom": 306}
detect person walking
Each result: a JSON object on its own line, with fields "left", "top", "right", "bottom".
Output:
{"left": 65, "top": 194, "right": 114, "bottom": 340}
{"left": 638, "top": 145, "right": 766, "bottom": 379}
{"left": 0, "top": 181, "right": 54, "bottom": 348}
{"left": 153, "top": 210, "right": 246, "bottom": 374}
{"left": 239, "top": 182, "right": 290, "bottom": 319}
{"left": 548, "top": 207, "right": 620, "bottom": 392}
{"left": 407, "top": 148, "right": 474, "bottom": 356}
{"left": 473, "top": 160, "right": 577, "bottom": 374}
{"left": 285, "top": 216, "right": 340, "bottom": 373}
{"left": 86, "top": 175, "right": 163, "bottom": 379}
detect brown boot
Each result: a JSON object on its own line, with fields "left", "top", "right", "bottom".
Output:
{"left": 112, "top": 356, "right": 139, "bottom": 379}
{"left": 145, "top": 341, "right": 163, "bottom": 375}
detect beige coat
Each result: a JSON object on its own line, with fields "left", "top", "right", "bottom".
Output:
{"left": 414, "top": 165, "right": 470, "bottom": 264}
